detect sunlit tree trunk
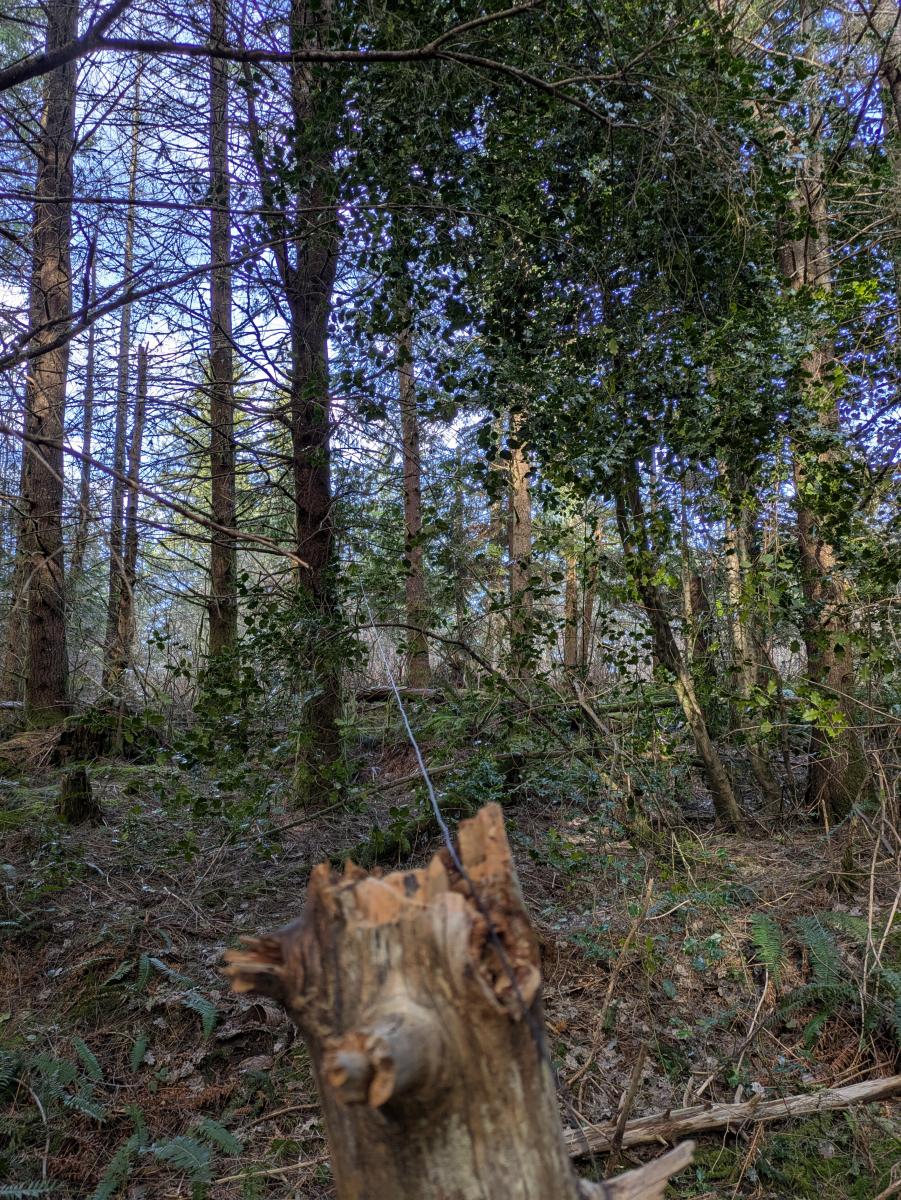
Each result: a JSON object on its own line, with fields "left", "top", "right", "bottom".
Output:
{"left": 722, "top": 496, "right": 781, "bottom": 815}
{"left": 21, "top": 0, "right": 79, "bottom": 723}
{"left": 779, "top": 37, "right": 870, "bottom": 819}
{"left": 206, "top": 0, "right": 238, "bottom": 661}
{"left": 397, "top": 303, "right": 430, "bottom": 688}
{"left": 107, "top": 345, "right": 147, "bottom": 693}
{"left": 616, "top": 467, "right": 742, "bottom": 830}
{"left": 102, "top": 69, "right": 141, "bottom": 692}
{"left": 563, "top": 553, "right": 579, "bottom": 671}
{"left": 508, "top": 410, "right": 533, "bottom": 676}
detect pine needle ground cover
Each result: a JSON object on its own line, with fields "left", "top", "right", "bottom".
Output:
{"left": 1, "top": 748, "right": 898, "bottom": 1199}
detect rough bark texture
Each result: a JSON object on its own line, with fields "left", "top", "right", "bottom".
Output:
{"left": 22, "top": 0, "right": 79, "bottom": 724}
{"left": 244, "top": 0, "right": 341, "bottom": 772}
{"left": 508, "top": 411, "right": 533, "bottom": 675}
{"left": 225, "top": 804, "right": 694, "bottom": 1200}
{"left": 103, "top": 73, "right": 140, "bottom": 692}
{"left": 616, "top": 470, "right": 742, "bottom": 830}
{"left": 723, "top": 502, "right": 781, "bottom": 815}
{"left": 778, "top": 94, "right": 870, "bottom": 821}
{"left": 70, "top": 260, "right": 95, "bottom": 579}
{"left": 107, "top": 345, "right": 147, "bottom": 693}
{"left": 57, "top": 766, "right": 101, "bottom": 825}
{"left": 0, "top": 452, "right": 28, "bottom": 703}
{"left": 563, "top": 553, "right": 579, "bottom": 670}
{"left": 398, "top": 308, "right": 431, "bottom": 688}
{"left": 206, "top": 0, "right": 238, "bottom": 660}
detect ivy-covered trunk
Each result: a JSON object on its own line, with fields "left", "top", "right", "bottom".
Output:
{"left": 206, "top": 0, "right": 238, "bottom": 661}
{"left": 616, "top": 467, "right": 743, "bottom": 830}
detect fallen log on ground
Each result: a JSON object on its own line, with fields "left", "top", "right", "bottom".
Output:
{"left": 565, "top": 1074, "right": 901, "bottom": 1156}
{"left": 224, "top": 803, "right": 694, "bottom": 1199}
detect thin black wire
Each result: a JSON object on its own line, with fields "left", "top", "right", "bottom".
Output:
{"left": 358, "top": 584, "right": 595, "bottom": 1152}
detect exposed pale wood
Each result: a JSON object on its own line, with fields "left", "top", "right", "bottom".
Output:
{"left": 578, "top": 1142, "right": 695, "bottom": 1200}
{"left": 225, "top": 803, "right": 693, "bottom": 1199}
{"left": 566, "top": 1075, "right": 901, "bottom": 1157}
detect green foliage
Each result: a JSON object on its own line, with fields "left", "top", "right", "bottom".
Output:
{"left": 748, "top": 909, "right": 901, "bottom": 1052}
{"left": 750, "top": 913, "right": 786, "bottom": 984}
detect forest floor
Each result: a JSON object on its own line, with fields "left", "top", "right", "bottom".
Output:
{"left": 1, "top": 710, "right": 899, "bottom": 1199}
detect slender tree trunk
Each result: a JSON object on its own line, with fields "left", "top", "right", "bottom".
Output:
{"left": 397, "top": 305, "right": 430, "bottom": 688}
{"left": 616, "top": 468, "right": 742, "bottom": 830}
{"left": 102, "top": 70, "right": 141, "bottom": 692}
{"left": 580, "top": 524, "right": 601, "bottom": 672}
{"left": 206, "top": 0, "right": 238, "bottom": 660}
{"left": 722, "top": 498, "right": 781, "bottom": 815}
{"left": 779, "top": 66, "right": 869, "bottom": 820}
{"left": 450, "top": 446, "right": 468, "bottom": 684}
{"left": 508, "top": 410, "right": 533, "bottom": 675}
{"left": 21, "top": 0, "right": 79, "bottom": 724}
{"left": 70, "top": 260, "right": 95, "bottom": 580}
{"left": 0, "top": 449, "right": 28, "bottom": 703}
{"left": 563, "top": 553, "right": 579, "bottom": 671}
{"left": 107, "top": 345, "right": 147, "bottom": 694}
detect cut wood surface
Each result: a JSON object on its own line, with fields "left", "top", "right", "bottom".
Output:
{"left": 224, "top": 803, "right": 696, "bottom": 1199}
{"left": 565, "top": 1074, "right": 901, "bottom": 1156}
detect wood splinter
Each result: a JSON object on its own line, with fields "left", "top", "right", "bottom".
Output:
{"left": 223, "top": 803, "right": 693, "bottom": 1199}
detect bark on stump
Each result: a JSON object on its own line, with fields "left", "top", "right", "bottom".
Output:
{"left": 57, "top": 767, "right": 101, "bottom": 825}
{"left": 224, "top": 803, "right": 693, "bottom": 1199}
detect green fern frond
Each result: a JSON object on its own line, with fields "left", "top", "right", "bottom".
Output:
{"left": 150, "top": 958, "right": 196, "bottom": 990}
{"left": 73, "top": 1037, "right": 103, "bottom": 1082}
{"left": 181, "top": 992, "right": 217, "bottom": 1039}
{"left": 0, "top": 1185, "right": 54, "bottom": 1198}
{"left": 63, "top": 1088, "right": 106, "bottom": 1122}
{"left": 150, "top": 1135, "right": 212, "bottom": 1183}
{"left": 794, "top": 916, "right": 841, "bottom": 988}
{"left": 129, "top": 1033, "right": 149, "bottom": 1073}
{"left": 135, "top": 954, "right": 150, "bottom": 992}
{"left": 750, "top": 913, "right": 785, "bottom": 983}
{"left": 0, "top": 1050, "right": 20, "bottom": 1093}
{"left": 194, "top": 1117, "right": 242, "bottom": 1156}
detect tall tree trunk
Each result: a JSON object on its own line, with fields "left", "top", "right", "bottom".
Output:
{"left": 102, "top": 69, "right": 141, "bottom": 692}
{"left": 0, "top": 448, "right": 27, "bottom": 703}
{"left": 397, "top": 305, "right": 430, "bottom": 688}
{"left": 580, "top": 523, "right": 601, "bottom": 672}
{"left": 206, "top": 0, "right": 238, "bottom": 660}
{"left": 241, "top": 0, "right": 341, "bottom": 781}
{"left": 563, "top": 552, "right": 579, "bottom": 671}
{"left": 70, "top": 259, "right": 95, "bottom": 580}
{"left": 107, "top": 345, "right": 147, "bottom": 694}
{"left": 508, "top": 410, "right": 533, "bottom": 675}
{"left": 616, "top": 468, "right": 742, "bottom": 830}
{"left": 779, "top": 41, "right": 870, "bottom": 820}
{"left": 21, "top": 0, "right": 79, "bottom": 724}
{"left": 722, "top": 496, "right": 781, "bottom": 815}
{"left": 224, "top": 803, "right": 694, "bottom": 1200}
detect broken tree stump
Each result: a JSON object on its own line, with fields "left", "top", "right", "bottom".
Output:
{"left": 56, "top": 767, "right": 101, "bottom": 825}
{"left": 223, "top": 802, "right": 693, "bottom": 1200}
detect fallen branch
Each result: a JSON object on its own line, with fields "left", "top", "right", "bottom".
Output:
{"left": 579, "top": 1142, "right": 695, "bottom": 1200}
{"left": 565, "top": 1074, "right": 901, "bottom": 1156}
